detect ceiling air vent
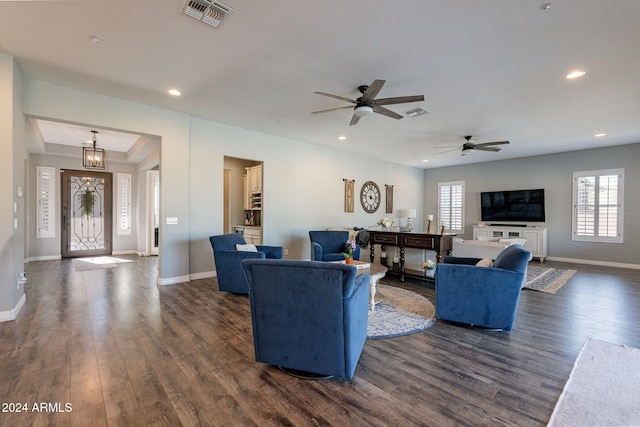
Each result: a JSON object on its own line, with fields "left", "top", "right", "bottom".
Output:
{"left": 405, "top": 107, "right": 430, "bottom": 117}
{"left": 183, "top": 0, "right": 233, "bottom": 28}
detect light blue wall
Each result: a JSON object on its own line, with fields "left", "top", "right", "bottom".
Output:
{"left": 424, "top": 143, "right": 640, "bottom": 266}
{"left": 188, "top": 117, "right": 424, "bottom": 275}
{"left": 0, "top": 54, "right": 25, "bottom": 315}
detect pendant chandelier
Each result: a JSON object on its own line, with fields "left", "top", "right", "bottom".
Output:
{"left": 83, "top": 130, "right": 106, "bottom": 169}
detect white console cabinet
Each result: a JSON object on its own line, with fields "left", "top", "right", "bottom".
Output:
{"left": 473, "top": 225, "right": 548, "bottom": 262}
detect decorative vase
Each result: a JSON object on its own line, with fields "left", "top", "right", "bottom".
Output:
{"left": 345, "top": 257, "right": 353, "bottom": 264}
{"left": 425, "top": 269, "right": 435, "bottom": 278}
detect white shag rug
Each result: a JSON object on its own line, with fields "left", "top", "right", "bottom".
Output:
{"left": 548, "top": 337, "right": 640, "bottom": 426}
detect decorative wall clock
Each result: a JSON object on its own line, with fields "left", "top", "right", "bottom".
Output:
{"left": 360, "top": 181, "right": 381, "bottom": 213}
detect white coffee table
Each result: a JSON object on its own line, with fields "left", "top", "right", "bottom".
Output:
{"left": 359, "top": 264, "right": 388, "bottom": 312}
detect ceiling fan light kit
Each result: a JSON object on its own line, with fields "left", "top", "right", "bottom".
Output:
{"left": 354, "top": 105, "right": 373, "bottom": 117}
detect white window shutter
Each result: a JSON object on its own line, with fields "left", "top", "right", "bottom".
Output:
{"left": 36, "top": 166, "right": 55, "bottom": 238}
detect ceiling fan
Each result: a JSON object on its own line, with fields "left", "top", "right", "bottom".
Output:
{"left": 436, "top": 136, "right": 510, "bottom": 156}
{"left": 311, "top": 79, "right": 424, "bottom": 126}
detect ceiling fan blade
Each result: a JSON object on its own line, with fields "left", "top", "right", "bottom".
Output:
{"left": 372, "top": 104, "right": 403, "bottom": 120}
{"left": 475, "top": 146, "right": 501, "bottom": 152}
{"left": 475, "top": 140, "right": 510, "bottom": 147}
{"left": 349, "top": 114, "right": 362, "bottom": 126}
{"left": 434, "top": 148, "right": 460, "bottom": 155}
{"left": 374, "top": 95, "right": 425, "bottom": 106}
{"left": 314, "top": 92, "right": 356, "bottom": 104}
{"left": 361, "top": 79, "right": 386, "bottom": 102}
{"left": 311, "top": 105, "right": 355, "bottom": 114}
{"left": 434, "top": 145, "right": 459, "bottom": 149}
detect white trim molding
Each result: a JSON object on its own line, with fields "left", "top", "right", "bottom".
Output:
{"left": 545, "top": 256, "right": 640, "bottom": 270}
{"left": 0, "top": 294, "right": 26, "bottom": 322}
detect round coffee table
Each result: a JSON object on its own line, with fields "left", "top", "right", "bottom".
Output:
{"left": 359, "top": 264, "right": 388, "bottom": 312}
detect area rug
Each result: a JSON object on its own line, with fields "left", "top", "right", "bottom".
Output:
{"left": 525, "top": 266, "right": 576, "bottom": 294}
{"left": 367, "top": 284, "right": 436, "bottom": 340}
{"left": 73, "top": 256, "right": 133, "bottom": 271}
{"left": 548, "top": 337, "right": 640, "bottom": 426}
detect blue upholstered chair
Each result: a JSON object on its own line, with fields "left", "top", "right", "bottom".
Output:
{"left": 241, "top": 259, "right": 370, "bottom": 380}
{"left": 309, "top": 230, "right": 360, "bottom": 262}
{"left": 435, "top": 244, "right": 532, "bottom": 331}
{"left": 209, "top": 233, "right": 283, "bottom": 294}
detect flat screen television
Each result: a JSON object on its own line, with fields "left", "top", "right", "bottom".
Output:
{"left": 480, "top": 189, "right": 545, "bottom": 223}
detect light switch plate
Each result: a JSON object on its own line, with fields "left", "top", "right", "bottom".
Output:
{"left": 166, "top": 217, "right": 178, "bottom": 225}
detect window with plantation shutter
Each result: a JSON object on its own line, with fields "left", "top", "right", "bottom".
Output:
{"left": 117, "top": 173, "right": 132, "bottom": 235}
{"left": 36, "top": 166, "right": 55, "bottom": 238}
{"left": 438, "top": 181, "right": 464, "bottom": 233}
{"left": 572, "top": 169, "right": 623, "bottom": 243}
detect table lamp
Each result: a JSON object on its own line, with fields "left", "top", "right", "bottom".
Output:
{"left": 406, "top": 208, "right": 416, "bottom": 232}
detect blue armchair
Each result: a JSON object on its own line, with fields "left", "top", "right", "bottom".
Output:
{"left": 309, "top": 230, "right": 360, "bottom": 262}
{"left": 435, "top": 244, "right": 531, "bottom": 331}
{"left": 241, "top": 259, "right": 370, "bottom": 380}
{"left": 209, "top": 233, "right": 283, "bottom": 294}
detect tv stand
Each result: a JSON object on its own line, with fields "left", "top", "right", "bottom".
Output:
{"left": 473, "top": 225, "right": 547, "bottom": 262}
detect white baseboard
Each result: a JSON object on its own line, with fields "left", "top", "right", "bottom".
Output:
{"left": 112, "top": 250, "right": 138, "bottom": 255}
{"left": 157, "top": 275, "right": 191, "bottom": 286}
{"left": 545, "top": 256, "right": 640, "bottom": 270}
{"left": 190, "top": 271, "right": 216, "bottom": 280}
{"left": 28, "top": 255, "right": 62, "bottom": 262}
{"left": 0, "top": 293, "right": 26, "bottom": 322}
{"left": 157, "top": 271, "right": 216, "bottom": 286}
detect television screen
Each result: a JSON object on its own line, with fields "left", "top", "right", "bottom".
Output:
{"left": 481, "top": 189, "right": 545, "bottom": 222}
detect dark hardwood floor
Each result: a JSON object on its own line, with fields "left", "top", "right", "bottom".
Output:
{"left": 1, "top": 256, "right": 639, "bottom": 426}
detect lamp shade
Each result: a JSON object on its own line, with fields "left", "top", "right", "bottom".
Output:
{"left": 406, "top": 208, "right": 417, "bottom": 218}
{"left": 396, "top": 209, "right": 408, "bottom": 218}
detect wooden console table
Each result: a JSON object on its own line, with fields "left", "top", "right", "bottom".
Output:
{"left": 368, "top": 230, "right": 455, "bottom": 282}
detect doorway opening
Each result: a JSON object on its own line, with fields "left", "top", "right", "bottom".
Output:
{"left": 223, "top": 156, "right": 263, "bottom": 243}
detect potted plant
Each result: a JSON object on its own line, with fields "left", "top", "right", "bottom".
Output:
{"left": 423, "top": 259, "right": 436, "bottom": 278}
{"left": 341, "top": 240, "right": 356, "bottom": 264}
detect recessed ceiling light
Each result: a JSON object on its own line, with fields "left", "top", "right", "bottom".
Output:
{"left": 566, "top": 70, "right": 586, "bottom": 79}
{"left": 338, "top": 136, "right": 346, "bottom": 140}
{"left": 168, "top": 89, "right": 182, "bottom": 96}
{"left": 422, "top": 159, "right": 429, "bottom": 163}
{"left": 89, "top": 35, "right": 100, "bottom": 43}
{"left": 595, "top": 128, "right": 606, "bottom": 137}
{"left": 540, "top": 2, "right": 552, "bottom": 10}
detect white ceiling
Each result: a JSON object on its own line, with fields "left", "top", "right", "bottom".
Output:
{"left": 1, "top": 0, "right": 639, "bottom": 168}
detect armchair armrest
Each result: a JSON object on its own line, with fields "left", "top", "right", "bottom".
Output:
{"left": 437, "top": 264, "right": 525, "bottom": 290}
{"left": 344, "top": 272, "right": 369, "bottom": 300}
{"left": 310, "top": 242, "right": 323, "bottom": 261}
{"left": 256, "top": 245, "right": 284, "bottom": 259}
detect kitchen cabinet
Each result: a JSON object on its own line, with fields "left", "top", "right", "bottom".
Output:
{"left": 247, "top": 165, "right": 262, "bottom": 193}
{"left": 244, "top": 226, "right": 262, "bottom": 245}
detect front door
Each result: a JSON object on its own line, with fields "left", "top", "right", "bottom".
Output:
{"left": 61, "top": 169, "right": 113, "bottom": 258}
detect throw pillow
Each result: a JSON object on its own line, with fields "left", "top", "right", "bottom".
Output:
{"left": 476, "top": 257, "right": 494, "bottom": 267}
{"left": 236, "top": 243, "right": 258, "bottom": 252}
